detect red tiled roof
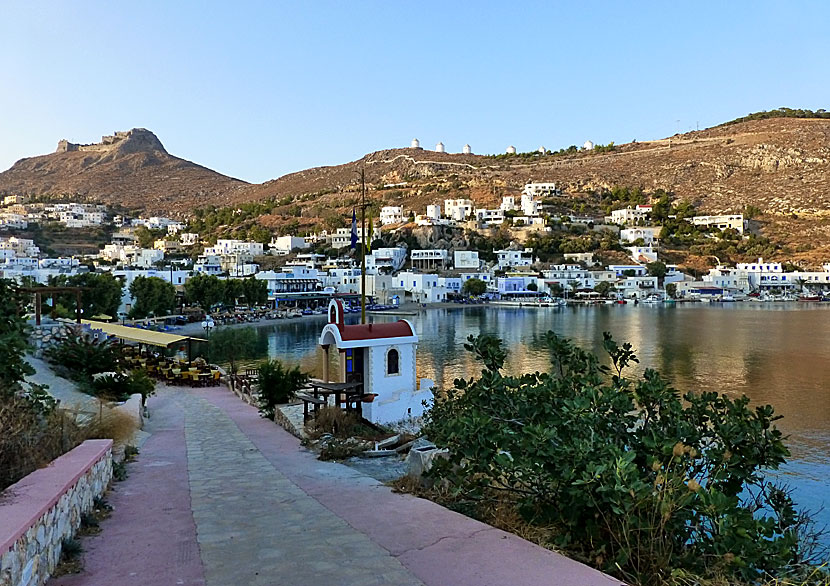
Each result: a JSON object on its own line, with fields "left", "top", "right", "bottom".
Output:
{"left": 339, "top": 321, "right": 414, "bottom": 341}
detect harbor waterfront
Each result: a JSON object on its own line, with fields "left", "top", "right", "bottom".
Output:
{"left": 248, "top": 303, "right": 830, "bottom": 534}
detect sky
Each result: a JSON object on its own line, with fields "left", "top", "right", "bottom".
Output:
{"left": 1, "top": 1, "right": 828, "bottom": 184}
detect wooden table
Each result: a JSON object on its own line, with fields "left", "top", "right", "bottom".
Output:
{"left": 310, "top": 381, "right": 365, "bottom": 413}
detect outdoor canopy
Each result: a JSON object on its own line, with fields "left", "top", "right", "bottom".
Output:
{"left": 81, "top": 320, "right": 207, "bottom": 348}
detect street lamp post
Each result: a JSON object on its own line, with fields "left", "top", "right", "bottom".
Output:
{"left": 201, "top": 318, "right": 215, "bottom": 338}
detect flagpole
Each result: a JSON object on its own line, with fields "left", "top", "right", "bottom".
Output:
{"left": 360, "top": 168, "right": 367, "bottom": 324}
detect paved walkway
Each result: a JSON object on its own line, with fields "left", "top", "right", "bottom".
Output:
{"left": 51, "top": 384, "right": 621, "bottom": 586}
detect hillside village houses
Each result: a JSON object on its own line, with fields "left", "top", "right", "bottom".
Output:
{"left": 3, "top": 186, "right": 830, "bottom": 312}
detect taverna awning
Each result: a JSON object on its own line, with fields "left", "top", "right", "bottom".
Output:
{"left": 82, "top": 320, "right": 207, "bottom": 348}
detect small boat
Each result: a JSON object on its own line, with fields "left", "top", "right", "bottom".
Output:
{"left": 798, "top": 295, "right": 822, "bottom": 302}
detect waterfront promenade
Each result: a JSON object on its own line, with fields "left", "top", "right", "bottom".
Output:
{"left": 50, "top": 383, "right": 620, "bottom": 586}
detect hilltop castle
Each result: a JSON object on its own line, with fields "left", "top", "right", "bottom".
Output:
{"left": 56, "top": 128, "right": 165, "bottom": 154}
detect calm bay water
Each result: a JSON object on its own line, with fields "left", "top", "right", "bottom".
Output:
{"left": 251, "top": 304, "right": 830, "bottom": 530}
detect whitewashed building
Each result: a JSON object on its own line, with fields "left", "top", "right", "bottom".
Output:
{"left": 319, "top": 299, "right": 433, "bottom": 424}
{"left": 496, "top": 248, "right": 535, "bottom": 270}
{"left": 380, "top": 206, "right": 405, "bottom": 225}
{"left": 411, "top": 249, "right": 448, "bottom": 271}
{"left": 444, "top": 199, "right": 474, "bottom": 222}
{"left": 365, "top": 247, "right": 407, "bottom": 273}
{"left": 269, "top": 236, "right": 309, "bottom": 255}
{"left": 453, "top": 250, "right": 480, "bottom": 270}
{"left": 690, "top": 214, "right": 745, "bottom": 234}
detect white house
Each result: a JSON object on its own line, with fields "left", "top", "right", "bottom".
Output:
{"left": 319, "top": 299, "right": 433, "bottom": 424}
{"left": 0, "top": 237, "right": 40, "bottom": 257}
{"left": 380, "top": 206, "right": 405, "bottom": 225}
{"left": 395, "top": 271, "right": 449, "bottom": 303}
{"left": 626, "top": 245, "right": 658, "bottom": 263}
{"left": 411, "top": 249, "right": 448, "bottom": 271}
{"left": 453, "top": 250, "right": 480, "bottom": 270}
{"left": 331, "top": 225, "right": 380, "bottom": 249}
{"left": 608, "top": 205, "right": 652, "bottom": 226}
{"left": 500, "top": 196, "right": 516, "bottom": 212}
{"left": 496, "top": 248, "right": 534, "bottom": 270}
{"left": 179, "top": 233, "right": 200, "bottom": 246}
{"left": 365, "top": 247, "right": 407, "bottom": 273}
{"left": 690, "top": 214, "right": 745, "bottom": 234}
{"left": 608, "top": 264, "right": 647, "bottom": 277}
{"left": 269, "top": 236, "right": 309, "bottom": 255}
{"left": 204, "top": 239, "right": 264, "bottom": 257}
{"left": 542, "top": 265, "right": 592, "bottom": 290}
{"left": 617, "top": 276, "right": 660, "bottom": 299}
{"left": 444, "top": 199, "right": 474, "bottom": 222}
{"left": 475, "top": 208, "right": 505, "bottom": 227}
{"left": 520, "top": 192, "right": 541, "bottom": 217}
{"left": 522, "top": 182, "right": 557, "bottom": 198}
{"left": 620, "top": 227, "right": 661, "bottom": 245}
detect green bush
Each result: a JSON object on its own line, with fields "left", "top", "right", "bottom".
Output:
{"left": 45, "top": 330, "right": 119, "bottom": 380}
{"left": 91, "top": 369, "right": 155, "bottom": 403}
{"left": 257, "top": 359, "right": 309, "bottom": 420}
{"left": 424, "top": 332, "right": 821, "bottom": 585}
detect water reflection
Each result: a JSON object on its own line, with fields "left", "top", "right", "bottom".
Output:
{"left": 250, "top": 304, "right": 830, "bottom": 528}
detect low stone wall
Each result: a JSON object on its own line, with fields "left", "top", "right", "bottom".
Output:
{"left": 28, "top": 323, "right": 81, "bottom": 359}
{"left": 0, "top": 439, "right": 113, "bottom": 586}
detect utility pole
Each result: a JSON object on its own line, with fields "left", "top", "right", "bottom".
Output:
{"left": 360, "top": 168, "right": 367, "bottom": 324}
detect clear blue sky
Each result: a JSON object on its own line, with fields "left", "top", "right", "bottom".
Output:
{"left": 1, "top": 1, "right": 827, "bottom": 184}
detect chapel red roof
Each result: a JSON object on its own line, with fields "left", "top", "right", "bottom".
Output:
{"left": 338, "top": 321, "right": 414, "bottom": 341}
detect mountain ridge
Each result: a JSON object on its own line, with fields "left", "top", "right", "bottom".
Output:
{"left": 1, "top": 118, "right": 829, "bottom": 263}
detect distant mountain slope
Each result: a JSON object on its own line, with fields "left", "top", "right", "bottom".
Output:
{"left": 237, "top": 118, "right": 830, "bottom": 217}
{"left": 0, "top": 128, "right": 246, "bottom": 214}
{"left": 2, "top": 119, "right": 829, "bottom": 263}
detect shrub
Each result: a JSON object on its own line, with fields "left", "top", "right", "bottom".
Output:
{"left": 424, "top": 332, "right": 821, "bottom": 585}
{"left": 0, "top": 392, "right": 85, "bottom": 490}
{"left": 45, "top": 330, "right": 119, "bottom": 380}
{"left": 91, "top": 369, "right": 155, "bottom": 404}
{"left": 256, "top": 359, "right": 309, "bottom": 420}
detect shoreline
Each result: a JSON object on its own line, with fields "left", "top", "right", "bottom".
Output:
{"left": 171, "top": 299, "right": 830, "bottom": 337}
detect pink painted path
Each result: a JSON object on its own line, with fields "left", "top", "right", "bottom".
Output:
{"left": 49, "top": 384, "right": 622, "bottom": 586}
{"left": 50, "top": 391, "right": 205, "bottom": 586}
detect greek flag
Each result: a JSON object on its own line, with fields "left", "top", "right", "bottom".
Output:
{"left": 350, "top": 208, "right": 358, "bottom": 249}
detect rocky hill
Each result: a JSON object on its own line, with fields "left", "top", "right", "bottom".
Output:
{"left": 0, "top": 129, "right": 246, "bottom": 215}
{"left": 2, "top": 118, "right": 829, "bottom": 263}
{"left": 233, "top": 117, "right": 830, "bottom": 265}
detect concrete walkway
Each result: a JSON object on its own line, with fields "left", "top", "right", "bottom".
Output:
{"left": 51, "top": 384, "right": 621, "bottom": 586}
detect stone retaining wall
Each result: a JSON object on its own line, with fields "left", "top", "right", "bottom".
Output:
{"left": 0, "top": 439, "right": 113, "bottom": 586}
{"left": 28, "top": 323, "right": 81, "bottom": 359}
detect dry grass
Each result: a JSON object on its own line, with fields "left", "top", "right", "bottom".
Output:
{"left": 1, "top": 395, "right": 140, "bottom": 491}
{"left": 304, "top": 406, "right": 381, "bottom": 440}
{"left": 83, "top": 408, "right": 139, "bottom": 450}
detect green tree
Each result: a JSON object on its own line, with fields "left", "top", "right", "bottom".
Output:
{"left": 209, "top": 327, "right": 259, "bottom": 384}
{"left": 241, "top": 277, "right": 268, "bottom": 306}
{"left": 548, "top": 282, "right": 564, "bottom": 297}
{"left": 526, "top": 282, "right": 538, "bottom": 291}
{"left": 462, "top": 278, "right": 487, "bottom": 297}
{"left": 257, "top": 359, "right": 309, "bottom": 420}
{"left": 646, "top": 261, "right": 667, "bottom": 285}
{"left": 129, "top": 276, "right": 176, "bottom": 318}
{"left": 184, "top": 273, "right": 225, "bottom": 310}
{"left": 223, "top": 278, "right": 244, "bottom": 307}
{"left": 424, "top": 332, "right": 817, "bottom": 585}
{"left": 665, "top": 282, "right": 677, "bottom": 298}
{"left": 50, "top": 272, "right": 123, "bottom": 319}
{"left": 134, "top": 225, "right": 164, "bottom": 248}
{"left": 594, "top": 280, "right": 616, "bottom": 298}
{"left": 0, "top": 279, "right": 34, "bottom": 390}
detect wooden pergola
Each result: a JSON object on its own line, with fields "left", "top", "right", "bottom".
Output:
{"left": 17, "top": 286, "right": 89, "bottom": 325}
